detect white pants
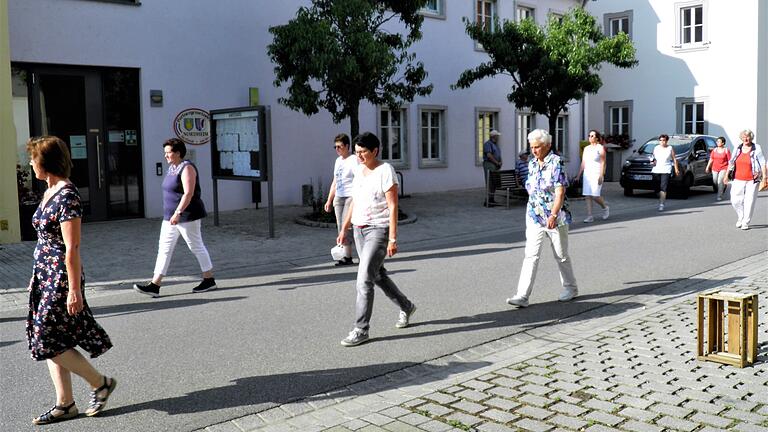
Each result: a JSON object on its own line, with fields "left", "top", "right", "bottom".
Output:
{"left": 515, "top": 223, "right": 577, "bottom": 299}
{"left": 730, "top": 179, "right": 759, "bottom": 225}
{"left": 153, "top": 219, "right": 213, "bottom": 276}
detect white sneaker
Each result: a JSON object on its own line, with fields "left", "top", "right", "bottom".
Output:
{"left": 736, "top": 219, "right": 743, "bottom": 228}
{"left": 658, "top": 203, "right": 665, "bottom": 212}
{"left": 340, "top": 328, "right": 369, "bottom": 347}
{"left": 602, "top": 206, "right": 610, "bottom": 220}
{"left": 717, "top": 196, "right": 723, "bottom": 201}
{"left": 583, "top": 216, "right": 594, "bottom": 223}
{"left": 506, "top": 296, "right": 529, "bottom": 308}
{"left": 396, "top": 304, "right": 417, "bottom": 328}
{"left": 558, "top": 289, "right": 578, "bottom": 302}
{"left": 741, "top": 223, "right": 749, "bottom": 230}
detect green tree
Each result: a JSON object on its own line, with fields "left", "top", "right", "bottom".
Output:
{"left": 268, "top": 0, "right": 433, "bottom": 138}
{"left": 453, "top": 7, "right": 637, "bottom": 151}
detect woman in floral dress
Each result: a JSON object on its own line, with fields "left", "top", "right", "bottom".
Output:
{"left": 26, "top": 136, "right": 116, "bottom": 425}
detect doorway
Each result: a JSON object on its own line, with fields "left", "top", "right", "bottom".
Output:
{"left": 22, "top": 65, "right": 143, "bottom": 221}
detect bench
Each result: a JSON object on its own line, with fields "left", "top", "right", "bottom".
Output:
{"left": 488, "top": 169, "right": 527, "bottom": 208}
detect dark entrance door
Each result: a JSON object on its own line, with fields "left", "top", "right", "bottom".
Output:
{"left": 28, "top": 66, "right": 143, "bottom": 221}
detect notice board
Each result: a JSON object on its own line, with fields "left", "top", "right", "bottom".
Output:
{"left": 210, "top": 106, "right": 268, "bottom": 181}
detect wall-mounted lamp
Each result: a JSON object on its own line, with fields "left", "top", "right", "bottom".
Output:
{"left": 150, "top": 89, "right": 163, "bottom": 107}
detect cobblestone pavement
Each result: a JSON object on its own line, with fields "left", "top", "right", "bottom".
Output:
{"left": 203, "top": 252, "right": 768, "bottom": 432}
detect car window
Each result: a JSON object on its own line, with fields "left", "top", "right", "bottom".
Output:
{"left": 638, "top": 139, "right": 692, "bottom": 155}
{"left": 694, "top": 139, "right": 706, "bottom": 153}
{"left": 704, "top": 137, "right": 716, "bottom": 150}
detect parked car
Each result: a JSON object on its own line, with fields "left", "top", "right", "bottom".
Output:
{"left": 620, "top": 134, "right": 718, "bottom": 197}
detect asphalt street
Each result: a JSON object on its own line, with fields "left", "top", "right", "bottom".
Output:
{"left": 1, "top": 188, "right": 766, "bottom": 431}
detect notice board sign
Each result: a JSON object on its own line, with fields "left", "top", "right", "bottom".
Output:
{"left": 210, "top": 106, "right": 267, "bottom": 181}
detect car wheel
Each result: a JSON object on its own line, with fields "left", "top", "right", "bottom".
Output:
{"left": 623, "top": 187, "right": 633, "bottom": 196}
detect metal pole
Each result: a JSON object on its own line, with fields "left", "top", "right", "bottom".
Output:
{"left": 265, "top": 106, "right": 274, "bottom": 238}
{"left": 213, "top": 178, "right": 219, "bottom": 226}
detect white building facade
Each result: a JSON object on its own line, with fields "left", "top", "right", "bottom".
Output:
{"left": 584, "top": 0, "right": 768, "bottom": 179}
{"left": 7, "top": 0, "right": 584, "bottom": 224}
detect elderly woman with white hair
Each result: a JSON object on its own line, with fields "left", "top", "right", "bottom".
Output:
{"left": 723, "top": 129, "right": 767, "bottom": 230}
{"left": 507, "top": 129, "right": 578, "bottom": 308}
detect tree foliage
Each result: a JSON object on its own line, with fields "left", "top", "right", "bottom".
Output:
{"left": 453, "top": 7, "right": 637, "bottom": 150}
{"left": 268, "top": 0, "right": 433, "bottom": 138}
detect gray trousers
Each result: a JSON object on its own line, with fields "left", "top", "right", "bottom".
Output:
{"left": 353, "top": 226, "right": 412, "bottom": 331}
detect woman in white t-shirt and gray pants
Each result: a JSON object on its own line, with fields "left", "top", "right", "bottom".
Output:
{"left": 336, "top": 132, "right": 416, "bottom": 347}
{"left": 324, "top": 133, "right": 358, "bottom": 266}
{"left": 651, "top": 134, "right": 680, "bottom": 211}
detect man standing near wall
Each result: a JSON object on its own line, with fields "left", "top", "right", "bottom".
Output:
{"left": 483, "top": 130, "right": 502, "bottom": 207}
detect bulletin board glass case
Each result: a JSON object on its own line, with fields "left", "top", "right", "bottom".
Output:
{"left": 210, "top": 106, "right": 268, "bottom": 181}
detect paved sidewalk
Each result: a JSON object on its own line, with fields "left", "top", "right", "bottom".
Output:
{"left": 203, "top": 252, "right": 768, "bottom": 432}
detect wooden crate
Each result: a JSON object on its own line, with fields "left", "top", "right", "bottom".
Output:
{"left": 697, "top": 289, "right": 758, "bottom": 368}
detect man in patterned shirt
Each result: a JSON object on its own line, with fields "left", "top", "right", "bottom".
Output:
{"left": 507, "top": 129, "right": 578, "bottom": 308}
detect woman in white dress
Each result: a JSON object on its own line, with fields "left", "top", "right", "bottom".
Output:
{"left": 577, "top": 130, "right": 609, "bottom": 222}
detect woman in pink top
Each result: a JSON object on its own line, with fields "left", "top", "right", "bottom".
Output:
{"left": 705, "top": 136, "right": 731, "bottom": 200}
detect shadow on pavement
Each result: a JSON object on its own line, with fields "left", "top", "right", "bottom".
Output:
{"left": 99, "top": 361, "right": 490, "bottom": 416}
{"left": 375, "top": 276, "right": 743, "bottom": 344}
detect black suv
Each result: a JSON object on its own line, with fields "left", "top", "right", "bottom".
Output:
{"left": 620, "top": 134, "right": 718, "bottom": 197}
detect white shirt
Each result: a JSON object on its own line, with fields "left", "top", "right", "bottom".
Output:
{"left": 333, "top": 155, "right": 358, "bottom": 197}
{"left": 652, "top": 145, "right": 674, "bottom": 174}
{"left": 350, "top": 162, "right": 399, "bottom": 227}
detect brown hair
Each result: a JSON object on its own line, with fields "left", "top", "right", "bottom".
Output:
{"left": 334, "top": 133, "right": 350, "bottom": 147}
{"left": 163, "top": 138, "right": 187, "bottom": 158}
{"left": 26, "top": 136, "right": 72, "bottom": 178}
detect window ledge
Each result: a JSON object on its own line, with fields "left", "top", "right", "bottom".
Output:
{"left": 672, "top": 42, "right": 710, "bottom": 53}
{"left": 419, "top": 160, "right": 448, "bottom": 169}
{"left": 419, "top": 11, "right": 446, "bottom": 20}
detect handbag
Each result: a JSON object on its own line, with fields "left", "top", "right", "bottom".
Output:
{"left": 727, "top": 165, "right": 736, "bottom": 181}
{"left": 759, "top": 177, "right": 768, "bottom": 192}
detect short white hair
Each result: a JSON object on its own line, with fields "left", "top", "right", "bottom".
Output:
{"left": 527, "top": 129, "right": 552, "bottom": 145}
{"left": 740, "top": 129, "right": 754, "bottom": 140}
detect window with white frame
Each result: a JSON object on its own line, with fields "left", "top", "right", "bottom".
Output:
{"left": 555, "top": 115, "right": 568, "bottom": 157}
{"left": 516, "top": 112, "right": 535, "bottom": 154}
{"left": 676, "top": 98, "right": 706, "bottom": 134}
{"left": 603, "top": 100, "right": 633, "bottom": 140}
{"left": 419, "top": 107, "right": 446, "bottom": 166}
{"left": 675, "top": 1, "right": 707, "bottom": 48}
{"left": 379, "top": 107, "right": 408, "bottom": 165}
{"left": 604, "top": 11, "right": 633, "bottom": 38}
{"left": 550, "top": 12, "right": 564, "bottom": 24}
{"left": 420, "top": 0, "right": 445, "bottom": 18}
{"left": 476, "top": 110, "right": 498, "bottom": 165}
{"left": 475, "top": 0, "right": 496, "bottom": 32}
{"left": 516, "top": 5, "right": 535, "bottom": 22}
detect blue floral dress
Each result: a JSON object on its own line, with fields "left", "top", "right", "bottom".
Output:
{"left": 26, "top": 184, "right": 112, "bottom": 361}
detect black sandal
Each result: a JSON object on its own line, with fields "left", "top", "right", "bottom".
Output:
{"left": 85, "top": 376, "right": 117, "bottom": 417}
{"left": 32, "top": 401, "right": 78, "bottom": 425}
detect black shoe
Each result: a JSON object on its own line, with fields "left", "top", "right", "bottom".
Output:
{"left": 334, "top": 257, "right": 354, "bottom": 267}
{"left": 32, "top": 402, "right": 78, "bottom": 425}
{"left": 192, "top": 278, "right": 217, "bottom": 293}
{"left": 133, "top": 282, "right": 160, "bottom": 298}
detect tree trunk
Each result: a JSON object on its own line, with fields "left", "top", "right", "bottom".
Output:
{"left": 547, "top": 114, "right": 558, "bottom": 155}
{"left": 349, "top": 102, "right": 360, "bottom": 140}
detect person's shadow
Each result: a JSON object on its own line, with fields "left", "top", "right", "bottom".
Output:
{"left": 101, "top": 360, "right": 490, "bottom": 416}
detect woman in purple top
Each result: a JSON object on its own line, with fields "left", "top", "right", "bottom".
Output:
{"left": 134, "top": 138, "right": 215, "bottom": 297}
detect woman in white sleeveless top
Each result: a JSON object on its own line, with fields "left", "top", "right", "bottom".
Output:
{"left": 577, "top": 130, "right": 609, "bottom": 222}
